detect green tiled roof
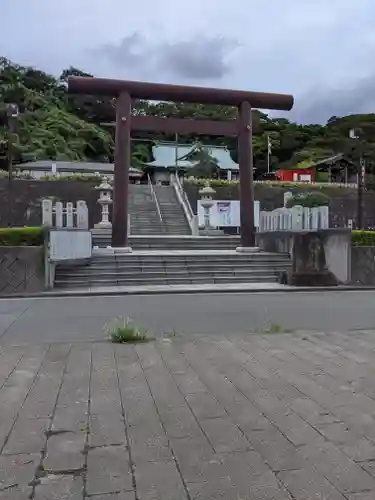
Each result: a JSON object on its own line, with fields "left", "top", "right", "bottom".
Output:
{"left": 146, "top": 142, "right": 239, "bottom": 170}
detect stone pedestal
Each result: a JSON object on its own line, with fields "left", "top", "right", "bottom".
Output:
{"left": 95, "top": 177, "right": 113, "bottom": 229}
{"left": 199, "top": 181, "right": 216, "bottom": 231}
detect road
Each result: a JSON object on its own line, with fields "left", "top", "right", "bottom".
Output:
{"left": 0, "top": 290, "right": 374, "bottom": 344}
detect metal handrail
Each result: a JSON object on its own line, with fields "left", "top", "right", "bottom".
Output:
{"left": 147, "top": 174, "right": 164, "bottom": 226}
{"left": 175, "top": 174, "right": 194, "bottom": 220}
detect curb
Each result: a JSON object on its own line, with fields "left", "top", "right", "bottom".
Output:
{"left": 1, "top": 285, "right": 375, "bottom": 300}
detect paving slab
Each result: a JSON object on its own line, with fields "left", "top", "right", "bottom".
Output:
{"left": 1, "top": 332, "right": 375, "bottom": 498}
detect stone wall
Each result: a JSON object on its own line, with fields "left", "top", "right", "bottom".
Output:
{"left": 184, "top": 183, "right": 375, "bottom": 229}
{"left": 0, "top": 246, "right": 45, "bottom": 295}
{"left": 256, "top": 229, "right": 351, "bottom": 286}
{"left": 2, "top": 179, "right": 375, "bottom": 230}
{"left": 0, "top": 179, "right": 100, "bottom": 228}
{"left": 350, "top": 247, "right": 375, "bottom": 285}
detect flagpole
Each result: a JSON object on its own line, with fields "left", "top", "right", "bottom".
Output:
{"left": 267, "top": 134, "right": 271, "bottom": 174}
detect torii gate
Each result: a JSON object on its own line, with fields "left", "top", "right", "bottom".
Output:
{"left": 68, "top": 77, "right": 293, "bottom": 249}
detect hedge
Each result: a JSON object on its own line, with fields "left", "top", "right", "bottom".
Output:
{"left": 286, "top": 192, "right": 330, "bottom": 209}
{"left": 0, "top": 227, "right": 45, "bottom": 246}
{"left": 184, "top": 178, "right": 355, "bottom": 190}
{"left": 351, "top": 230, "right": 375, "bottom": 247}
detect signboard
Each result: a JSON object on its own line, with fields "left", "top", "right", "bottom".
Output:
{"left": 197, "top": 200, "right": 260, "bottom": 228}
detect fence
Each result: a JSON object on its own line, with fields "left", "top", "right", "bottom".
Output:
{"left": 254, "top": 180, "right": 357, "bottom": 188}
{"left": 42, "top": 199, "right": 89, "bottom": 229}
{"left": 259, "top": 205, "right": 329, "bottom": 232}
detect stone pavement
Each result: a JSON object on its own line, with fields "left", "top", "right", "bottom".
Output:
{"left": 3, "top": 331, "right": 375, "bottom": 498}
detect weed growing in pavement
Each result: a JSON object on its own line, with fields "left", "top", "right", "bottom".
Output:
{"left": 107, "top": 317, "right": 153, "bottom": 344}
{"left": 253, "top": 322, "right": 294, "bottom": 334}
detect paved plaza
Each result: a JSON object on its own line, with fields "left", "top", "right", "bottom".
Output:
{"left": 3, "top": 329, "right": 375, "bottom": 498}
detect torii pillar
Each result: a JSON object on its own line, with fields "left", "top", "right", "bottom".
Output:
{"left": 67, "top": 77, "right": 294, "bottom": 250}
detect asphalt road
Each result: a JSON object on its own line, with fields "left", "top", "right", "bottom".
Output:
{"left": 0, "top": 290, "right": 374, "bottom": 344}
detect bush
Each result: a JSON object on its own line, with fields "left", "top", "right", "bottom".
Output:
{"left": 285, "top": 192, "right": 330, "bottom": 208}
{"left": 184, "top": 178, "right": 354, "bottom": 190}
{"left": 352, "top": 230, "right": 375, "bottom": 247}
{"left": 0, "top": 227, "right": 44, "bottom": 246}
{"left": 107, "top": 317, "right": 152, "bottom": 343}
{"left": 40, "top": 174, "right": 100, "bottom": 182}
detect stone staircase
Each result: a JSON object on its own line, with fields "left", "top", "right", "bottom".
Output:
{"left": 54, "top": 251, "right": 292, "bottom": 289}
{"left": 153, "top": 185, "right": 191, "bottom": 235}
{"left": 128, "top": 185, "right": 164, "bottom": 235}
{"left": 92, "top": 234, "right": 241, "bottom": 250}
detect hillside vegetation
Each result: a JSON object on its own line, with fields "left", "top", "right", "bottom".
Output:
{"left": 1, "top": 57, "right": 375, "bottom": 173}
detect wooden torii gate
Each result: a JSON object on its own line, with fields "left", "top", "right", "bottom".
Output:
{"left": 68, "top": 77, "right": 294, "bottom": 249}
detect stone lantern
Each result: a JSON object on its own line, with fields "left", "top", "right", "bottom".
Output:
{"left": 95, "top": 177, "right": 113, "bottom": 228}
{"left": 199, "top": 180, "right": 216, "bottom": 231}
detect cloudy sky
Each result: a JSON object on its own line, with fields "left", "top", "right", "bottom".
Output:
{"left": 2, "top": 0, "right": 375, "bottom": 123}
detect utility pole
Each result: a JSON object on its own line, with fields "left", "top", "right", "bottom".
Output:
{"left": 6, "top": 104, "right": 19, "bottom": 180}
{"left": 4, "top": 104, "right": 19, "bottom": 227}
{"left": 357, "top": 155, "right": 365, "bottom": 230}
{"left": 349, "top": 128, "right": 364, "bottom": 230}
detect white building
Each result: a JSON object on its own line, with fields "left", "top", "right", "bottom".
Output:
{"left": 13, "top": 160, "right": 143, "bottom": 182}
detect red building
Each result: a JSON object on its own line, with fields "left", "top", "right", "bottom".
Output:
{"left": 275, "top": 168, "right": 316, "bottom": 183}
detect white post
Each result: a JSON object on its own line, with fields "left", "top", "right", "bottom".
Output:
{"left": 55, "top": 201, "right": 63, "bottom": 228}
{"left": 320, "top": 206, "right": 329, "bottom": 229}
{"left": 302, "top": 207, "right": 310, "bottom": 230}
{"left": 42, "top": 199, "right": 53, "bottom": 226}
{"left": 66, "top": 202, "right": 74, "bottom": 228}
{"left": 76, "top": 200, "right": 88, "bottom": 229}
{"left": 284, "top": 191, "right": 293, "bottom": 207}
{"left": 291, "top": 205, "right": 303, "bottom": 230}
{"left": 311, "top": 207, "right": 319, "bottom": 230}
{"left": 259, "top": 212, "right": 265, "bottom": 232}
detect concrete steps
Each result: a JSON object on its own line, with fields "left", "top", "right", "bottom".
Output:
{"left": 153, "top": 185, "right": 191, "bottom": 235}
{"left": 92, "top": 233, "right": 241, "bottom": 249}
{"left": 54, "top": 252, "right": 291, "bottom": 289}
{"left": 128, "top": 185, "right": 164, "bottom": 234}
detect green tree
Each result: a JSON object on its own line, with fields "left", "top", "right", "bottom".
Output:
{"left": 189, "top": 146, "right": 219, "bottom": 178}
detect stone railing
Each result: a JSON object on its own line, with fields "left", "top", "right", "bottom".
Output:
{"left": 171, "top": 173, "right": 199, "bottom": 235}
{"left": 42, "top": 199, "right": 89, "bottom": 229}
{"left": 259, "top": 205, "right": 329, "bottom": 232}
{"left": 42, "top": 199, "right": 92, "bottom": 288}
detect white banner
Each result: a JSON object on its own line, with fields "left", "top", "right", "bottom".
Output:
{"left": 198, "top": 200, "right": 260, "bottom": 228}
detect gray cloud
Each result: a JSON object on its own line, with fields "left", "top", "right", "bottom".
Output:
{"left": 157, "top": 37, "right": 238, "bottom": 80}
{"left": 289, "top": 75, "right": 375, "bottom": 124}
{"left": 99, "top": 33, "right": 146, "bottom": 67}
{"left": 2, "top": 0, "right": 375, "bottom": 123}
{"left": 97, "top": 33, "right": 239, "bottom": 81}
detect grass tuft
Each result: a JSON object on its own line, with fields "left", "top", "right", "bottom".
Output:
{"left": 107, "top": 317, "right": 153, "bottom": 344}
{"left": 252, "top": 322, "right": 294, "bottom": 334}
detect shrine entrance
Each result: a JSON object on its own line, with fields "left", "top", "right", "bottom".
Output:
{"left": 68, "top": 77, "right": 293, "bottom": 249}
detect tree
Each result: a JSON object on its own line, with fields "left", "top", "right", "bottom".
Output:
{"left": 131, "top": 141, "right": 152, "bottom": 169}
{"left": 188, "top": 146, "right": 219, "bottom": 179}
{"left": 2, "top": 56, "right": 375, "bottom": 178}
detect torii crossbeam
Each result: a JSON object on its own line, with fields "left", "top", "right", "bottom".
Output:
{"left": 68, "top": 77, "right": 294, "bottom": 249}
